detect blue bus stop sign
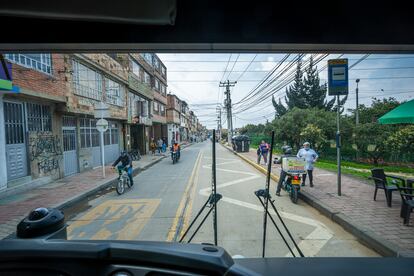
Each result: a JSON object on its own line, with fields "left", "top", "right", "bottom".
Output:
{"left": 328, "top": 59, "right": 349, "bottom": 96}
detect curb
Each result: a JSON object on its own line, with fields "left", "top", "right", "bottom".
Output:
{"left": 221, "top": 143, "right": 403, "bottom": 257}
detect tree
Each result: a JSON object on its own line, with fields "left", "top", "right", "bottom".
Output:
{"left": 385, "top": 126, "right": 414, "bottom": 155}
{"left": 272, "top": 95, "right": 287, "bottom": 118}
{"left": 300, "top": 124, "right": 326, "bottom": 152}
{"left": 354, "top": 123, "right": 393, "bottom": 165}
{"left": 285, "top": 60, "right": 306, "bottom": 110}
{"left": 239, "top": 123, "right": 265, "bottom": 136}
{"left": 272, "top": 57, "right": 347, "bottom": 116}
{"left": 304, "top": 56, "right": 326, "bottom": 109}
{"left": 272, "top": 107, "right": 337, "bottom": 151}
{"left": 351, "top": 97, "right": 402, "bottom": 124}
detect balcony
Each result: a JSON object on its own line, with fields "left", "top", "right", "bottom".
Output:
{"left": 128, "top": 72, "right": 153, "bottom": 100}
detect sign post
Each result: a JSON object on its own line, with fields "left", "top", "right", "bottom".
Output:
{"left": 328, "top": 59, "right": 349, "bottom": 196}
{"left": 95, "top": 102, "right": 110, "bottom": 178}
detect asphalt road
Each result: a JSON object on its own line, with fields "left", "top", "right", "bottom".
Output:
{"left": 66, "top": 141, "right": 379, "bottom": 258}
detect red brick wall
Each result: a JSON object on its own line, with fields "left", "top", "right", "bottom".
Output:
{"left": 10, "top": 54, "right": 66, "bottom": 98}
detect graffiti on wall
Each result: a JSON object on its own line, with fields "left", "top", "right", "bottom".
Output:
{"left": 28, "top": 132, "right": 62, "bottom": 175}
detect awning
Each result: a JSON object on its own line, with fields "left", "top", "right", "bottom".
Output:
{"left": 378, "top": 99, "right": 414, "bottom": 124}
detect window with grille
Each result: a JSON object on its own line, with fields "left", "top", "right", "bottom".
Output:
{"left": 6, "top": 53, "right": 52, "bottom": 75}
{"left": 4, "top": 102, "right": 24, "bottom": 145}
{"left": 153, "top": 101, "right": 159, "bottom": 112}
{"left": 141, "top": 53, "right": 153, "bottom": 65}
{"left": 105, "top": 78, "right": 124, "bottom": 106}
{"left": 144, "top": 71, "right": 151, "bottom": 86}
{"left": 27, "top": 103, "right": 52, "bottom": 131}
{"left": 91, "top": 119, "right": 100, "bottom": 147}
{"left": 132, "top": 60, "right": 141, "bottom": 80}
{"left": 80, "top": 118, "right": 93, "bottom": 148}
{"left": 72, "top": 60, "right": 103, "bottom": 101}
{"left": 154, "top": 78, "right": 160, "bottom": 91}
{"left": 160, "top": 104, "right": 165, "bottom": 116}
{"left": 153, "top": 57, "right": 160, "bottom": 72}
{"left": 111, "top": 124, "right": 119, "bottom": 145}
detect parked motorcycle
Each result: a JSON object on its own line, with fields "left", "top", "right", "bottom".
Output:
{"left": 281, "top": 173, "right": 302, "bottom": 204}
{"left": 275, "top": 156, "right": 306, "bottom": 204}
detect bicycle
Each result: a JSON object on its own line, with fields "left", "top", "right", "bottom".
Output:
{"left": 114, "top": 167, "right": 132, "bottom": 195}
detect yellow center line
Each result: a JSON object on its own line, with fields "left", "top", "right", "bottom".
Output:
{"left": 166, "top": 151, "right": 202, "bottom": 242}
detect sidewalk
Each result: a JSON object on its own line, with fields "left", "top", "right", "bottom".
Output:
{"left": 224, "top": 145, "right": 414, "bottom": 257}
{"left": 0, "top": 153, "right": 167, "bottom": 240}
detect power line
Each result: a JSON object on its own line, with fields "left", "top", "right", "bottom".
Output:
{"left": 167, "top": 66, "right": 414, "bottom": 72}
{"left": 264, "top": 54, "right": 369, "bottom": 116}
{"left": 160, "top": 56, "right": 414, "bottom": 62}
{"left": 233, "top": 54, "right": 293, "bottom": 106}
{"left": 219, "top": 54, "right": 232, "bottom": 83}
{"left": 225, "top": 54, "right": 240, "bottom": 81}
{"left": 235, "top": 54, "right": 258, "bottom": 82}
{"left": 234, "top": 54, "right": 328, "bottom": 114}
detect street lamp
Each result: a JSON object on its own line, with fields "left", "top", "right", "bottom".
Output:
{"left": 355, "top": 79, "right": 360, "bottom": 125}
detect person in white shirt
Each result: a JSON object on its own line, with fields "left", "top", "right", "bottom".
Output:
{"left": 296, "top": 142, "right": 318, "bottom": 187}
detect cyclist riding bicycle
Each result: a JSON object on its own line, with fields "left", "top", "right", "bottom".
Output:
{"left": 112, "top": 150, "right": 134, "bottom": 186}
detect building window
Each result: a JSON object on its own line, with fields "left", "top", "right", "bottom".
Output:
{"left": 154, "top": 78, "right": 160, "bottom": 91}
{"left": 26, "top": 103, "right": 52, "bottom": 131}
{"left": 143, "top": 71, "right": 151, "bottom": 86}
{"left": 161, "top": 66, "right": 166, "bottom": 78}
{"left": 132, "top": 60, "right": 141, "bottom": 80}
{"left": 72, "top": 60, "right": 103, "bottom": 101}
{"left": 161, "top": 84, "right": 167, "bottom": 96}
{"left": 153, "top": 101, "right": 159, "bottom": 113}
{"left": 80, "top": 118, "right": 92, "bottom": 148}
{"left": 6, "top": 53, "right": 52, "bottom": 75}
{"left": 141, "top": 53, "right": 153, "bottom": 66}
{"left": 153, "top": 57, "right": 160, "bottom": 72}
{"left": 160, "top": 104, "right": 165, "bottom": 116}
{"left": 105, "top": 122, "right": 119, "bottom": 145}
{"left": 105, "top": 78, "right": 124, "bottom": 106}
{"left": 91, "top": 120, "right": 100, "bottom": 147}
{"left": 110, "top": 123, "right": 119, "bottom": 144}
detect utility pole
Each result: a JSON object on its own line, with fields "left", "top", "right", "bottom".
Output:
{"left": 216, "top": 106, "right": 222, "bottom": 141}
{"left": 355, "top": 79, "right": 360, "bottom": 125}
{"left": 336, "top": 96, "right": 341, "bottom": 196}
{"left": 219, "top": 80, "right": 237, "bottom": 145}
{"left": 355, "top": 79, "right": 360, "bottom": 162}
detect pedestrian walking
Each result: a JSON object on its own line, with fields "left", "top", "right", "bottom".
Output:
{"left": 150, "top": 139, "right": 157, "bottom": 155}
{"left": 257, "top": 140, "right": 270, "bottom": 165}
{"left": 157, "top": 138, "right": 163, "bottom": 154}
{"left": 296, "top": 142, "right": 318, "bottom": 187}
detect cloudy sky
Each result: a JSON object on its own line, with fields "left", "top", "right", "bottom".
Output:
{"left": 157, "top": 53, "right": 414, "bottom": 129}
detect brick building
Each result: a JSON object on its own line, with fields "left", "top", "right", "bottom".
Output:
{"left": 166, "top": 94, "right": 182, "bottom": 144}
{"left": 0, "top": 53, "right": 67, "bottom": 190}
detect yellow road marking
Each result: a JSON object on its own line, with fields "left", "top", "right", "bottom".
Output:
{"left": 67, "top": 199, "right": 160, "bottom": 240}
{"left": 166, "top": 151, "right": 202, "bottom": 242}
{"left": 180, "top": 152, "right": 202, "bottom": 238}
